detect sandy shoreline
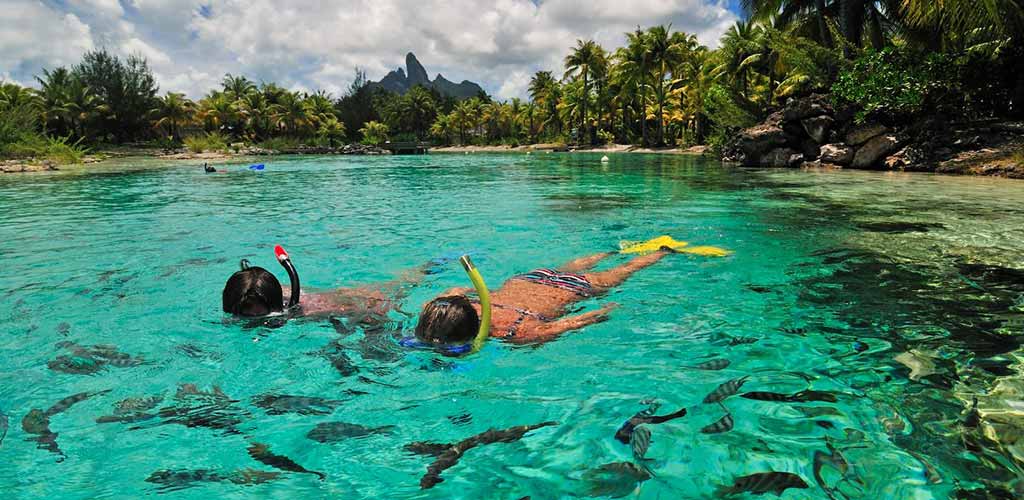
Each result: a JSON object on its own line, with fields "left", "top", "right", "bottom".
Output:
{"left": 431, "top": 143, "right": 709, "bottom": 155}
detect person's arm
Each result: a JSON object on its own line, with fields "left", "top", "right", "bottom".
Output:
{"left": 514, "top": 303, "right": 619, "bottom": 342}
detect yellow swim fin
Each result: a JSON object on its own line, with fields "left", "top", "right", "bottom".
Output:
{"left": 619, "top": 235, "right": 688, "bottom": 254}
{"left": 679, "top": 245, "right": 732, "bottom": 257}
{"left": 619, "top": 235, "right": 732, "bottom": 257}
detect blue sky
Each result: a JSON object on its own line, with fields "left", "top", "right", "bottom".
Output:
{"left": 2, "top": 0, "right": 740, "bottom": 99}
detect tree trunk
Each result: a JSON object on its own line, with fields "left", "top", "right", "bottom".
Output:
{"left": 841, "top": 0, "right": 867, "bottom": 55}
{"left": 639, "top": 90, "right": 648, "bottom": 147}
{"left": 581, "top": 68, "right": 588, "bottom": 145}
{"left": 658, "top": 63, "right": 665, "bottom": 146}
{"left": 868, "top": 7, "right": 884, "bottom": 50}
{"left": 814, "top": 0, "right": 833, "bottom": 48}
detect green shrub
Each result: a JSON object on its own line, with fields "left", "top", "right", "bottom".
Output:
{"left": 359, "top": 121, "right": 389, "bottom": 146}
{"left": 596, "top": 130, "right": 614, "bottom": 145}
{"left": 183, "top": 132, "right": 228, "bottom": 153}
{"left": 832, "top": 48, "right": 957, "bottom": 123}
{"left": 4, "top": 134, "right": 89, "bottom": 163}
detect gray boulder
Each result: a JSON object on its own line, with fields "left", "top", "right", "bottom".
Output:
{"left": 736, "top": 112, "right": 788, "bottom": 165}
{"left": 820, "top": 143, "right": 854, "bottom": 165}
{"left": 845, "top": 124, "right": 888, "bottom": 146}
{"left": 852, "top": 135, "right": 899, "bottom": 168}
{"left": 801, "top": 115, "right": 834, "bottom": 143}
{"left": 760, "top": 148, "right": 802, "bottom": 167}
{"left": 782, "top": 94, "right": 832, "bottom": 121}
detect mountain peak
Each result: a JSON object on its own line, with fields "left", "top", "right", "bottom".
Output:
{"left": 405, "top": 52, "right": 429, "bottom": 86}
{"left": 366, "top": 52, "right": 484, "bottom": 100}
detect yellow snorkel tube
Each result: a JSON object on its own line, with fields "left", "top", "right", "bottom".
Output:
{"left": 460, "top": 255, "right": 491, "bottom": 352}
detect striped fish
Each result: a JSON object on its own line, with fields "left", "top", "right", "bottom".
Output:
{"left": 0, "top": 410, "right": 7, "bottom": 448}
{"left": 703, "top": 377, "right": 749, "bottom": 404}
{"left": 45, "top": 390, "right": 110, "bottom": 417}
{"left": 630, "top": 425, "right": 651, "bottom": 460}
{"left": 741, "top": 390, "right": 837, "bottom": 403}
{"left": 689, "top": 358, "right": 731, "bottom": 371}
{"left": 718, "top": 471, "right": 809, "bottom": 496}
{"left": 700, "top": 412, "right": 734, "bottom": 434}
{"left": 728, "top": 336, "right": 759, "bottom": 346}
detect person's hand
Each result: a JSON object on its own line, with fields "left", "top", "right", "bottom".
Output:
{"left": 595, "top": 302, "right": 619, "bottom": 320}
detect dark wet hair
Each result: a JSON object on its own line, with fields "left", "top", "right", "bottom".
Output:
{"left": 415, "top": 295, "right": 479, "bottom": 345}
{"left": 222, "top": 261, "right": 283, "bottom": 317}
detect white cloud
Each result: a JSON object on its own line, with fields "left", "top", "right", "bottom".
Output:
{"left": 0, "top": 1, "right": 95, "bottom": 77}
{"left": 1, "top": 0, "right": 737, "bottom": 99}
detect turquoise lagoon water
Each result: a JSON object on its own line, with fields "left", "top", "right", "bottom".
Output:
{"left": 1, "top": 153, "right": 1023, "bottom": 499}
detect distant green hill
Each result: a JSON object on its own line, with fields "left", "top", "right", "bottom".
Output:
{"left": 366, "top": 52, "right": 484, "bottom": 100}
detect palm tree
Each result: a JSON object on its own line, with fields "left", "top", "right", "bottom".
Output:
{"left": 646, "top": 25, "right": 688, "bottom": 145}
{"left": 34, "top": 67, "right": 76, "bottom": 136}
{"left": 429, "top": 113, "right": 454, "bottom": 145}
{"left": 197, "top": 91, "right": 237, "bottom": 133}
{"left": 222, "top": 74, "right": 256, "bottom": 99}
{"left": 529, "top": 71, "right": 561, "bottom": 138}
{"left": 359, "top": 120, "right": 389, "bottom": 146}
{"left": 614, "top": 28, "right": 652, "bottom": 145}
{"left": 716, "top": 21, "right": 763, "bottom": 101}
{"left": 62, "top": 78, "right": 107, "bottom": 140}
{"left": 237, "top": 92, "right": 273, "bottom": 140}
{"left": 563, "top": 39, "right": 602, "bottom": 145}
{"left": 273, "top": 92, "right": 311, "bottom": 136}
{"left": 451, "top": 99, "right": 478, "bottom": 145}
{"left": 316, "top": 116, "right": 346, "bottom": 146}
{"left": 150, "top": 92, "right": 196, "bottom": 141}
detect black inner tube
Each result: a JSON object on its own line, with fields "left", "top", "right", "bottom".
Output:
{"left": 278, "top": 258, "right": 300, "bottom": 309}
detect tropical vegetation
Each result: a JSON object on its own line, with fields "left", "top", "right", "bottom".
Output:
{"left": 1, "top": 2, "right": 1021, "bottom": 163}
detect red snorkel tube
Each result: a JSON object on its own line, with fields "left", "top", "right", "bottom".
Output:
{"left": 274, "top": 244, "right": 300, "bottom": 309}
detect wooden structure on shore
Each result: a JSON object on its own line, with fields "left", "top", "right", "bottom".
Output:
{"left": 384, "top": 141, "right": 431, "bottom": 155}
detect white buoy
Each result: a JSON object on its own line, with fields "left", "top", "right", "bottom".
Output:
{"left": 601, "top": 155, "right": 610, "bottom": 162}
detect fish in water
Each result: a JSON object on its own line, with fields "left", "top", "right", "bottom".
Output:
{"left": 703, "top": 377, "right": 749, "bottom": 404}
{"left": 146, "top": 468, "right": 280, "bottom": 491}
{"left": 717, "top": 471, "right": 809, "bottom": 497}
{"left": 701, "top": 411, "right": 734, "bottom": 434}
{"left": 246, "top": 442, "right": 325, "bottom": 480}
{"left": 406, "top": 421, "right": 557, "bottom": 489}
{"left": 728, "top": 336, "right": 759, "bottom": 346}
{"left": 581, "top": 462, "right": 652, "bottom": 498}
{"left": 47, "top": 355, "right": 105, "bottom": 375}
{"left": 96, "top": 396, "right": 163, "bottom": 424}
{"left": 795, "top": 406, "right": 843, "bottom": 418}
{"left": 22, "top": 409, "right": 63, "bottom": 460}
{"left": 56, "top": 322, "right": 70, "bottom": 335}
{"left": 51, "top": 342, "right": 144, "bottom": 373}
{"left": 614, "top": 406, "right": 687, "bottom": 444}
{"left": 813, "top": 439, "right": 863, "bottom": 498}
{"left": 252, "top": 394, "right": 344, "bottom": 416}
{"left": 741, "top": 390, "right": 838, "bottom": 403}
{"left": 46, "top": 389, "right": 111, "bottom": 416}
{"left": 131, "top": 385, "right": 248, "bottom": 434}
{"left": 22, "top": 390, "right": 109, "bottom": 460}
{"left": 688, "top": 358, "right": 731, "bottom": 371}
{"left": 0, "top": 409, "right": 7, "bottom": 448}
{"left": 306, "top": 422, "right": 395, "bottom": 443}
{"left": 630, "top": 425, "right": 651, "bottom": 460}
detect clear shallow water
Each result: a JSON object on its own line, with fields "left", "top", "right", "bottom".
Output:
{"left": 1, "top": 154, "right": 1023, "bottom": 499}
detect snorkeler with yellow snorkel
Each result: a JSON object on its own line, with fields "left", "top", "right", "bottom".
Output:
{"left": 409, "top": 236, "right": 730, "bottom": 350}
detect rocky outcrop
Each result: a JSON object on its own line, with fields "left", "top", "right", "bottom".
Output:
{"left": 802, "top": 115, "right": 833, "bottom": 143}
{"left": 852, "top": 134, "right": 899, "bottom": 168}
{"left": 845, "top": 124, "right": 889, "bottom": 146}
{"left": 722, "top": 93, "right": 1024, "bottom": 176}
{"left": 366, "top": 52, "right": 484, "bottom": 100}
